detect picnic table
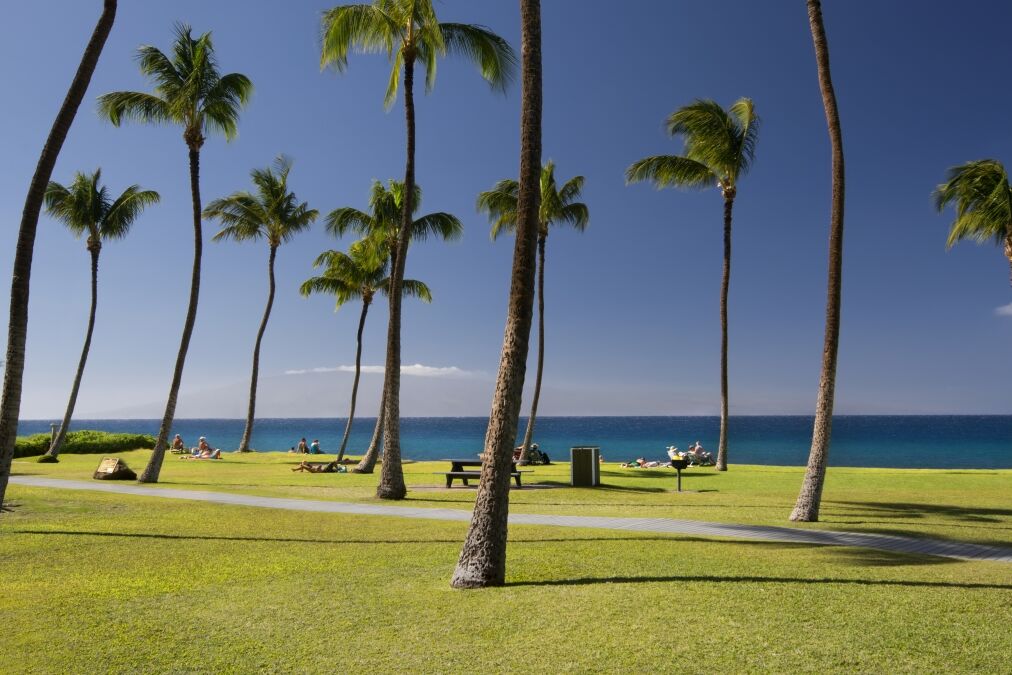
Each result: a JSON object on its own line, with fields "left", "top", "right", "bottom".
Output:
{"left": 439, "top": 458, "right": 526, "bottom": 488}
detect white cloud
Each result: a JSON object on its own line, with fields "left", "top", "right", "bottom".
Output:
{"left": 284, "top": 363, "right": 478, "bottom": 378}
{"left": 995, "top": 303, "right": 1012, "bottom": 317}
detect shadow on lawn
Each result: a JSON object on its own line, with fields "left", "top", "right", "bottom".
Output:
{"left": 826, "top": 500, "right": 1012, "bottom": 523}
{"left": 509, "top": 574, "right": 1010, "bottom": 590}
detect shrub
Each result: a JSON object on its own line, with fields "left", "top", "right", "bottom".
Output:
{"left": 14, "top": 430, "right": 156, "bottom": 458}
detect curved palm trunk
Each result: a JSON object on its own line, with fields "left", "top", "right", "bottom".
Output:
{"left": 353, "top": 386, "right": 385, "bottom": 473}
{"left": 238, "top": 245, "right": 277, "bottom": 452}
{"left": 139, "top": 143, "right": 203, "bottom": 483}
{"left": 791, "top": 0, "right": 846, "bottom": 522}
{"left": 519, "top": 233, "right": 546, "bottom": 462}
{"left": 0, "top": 0, "right": 116, "bottom": 507}
{"left": 377, "top": 53, "right": 417, "bottom": 500}
{"left": 337, "top": 298, "right": 369, "bottom": 461}
{"left": 452, "top": 0, "right": 541, "bottom": 589}
{"left": 716, "top": 195, "right": 734, "bottom": 472}
{"left": 45, "top": 246, "right": 102, "bottom": 459}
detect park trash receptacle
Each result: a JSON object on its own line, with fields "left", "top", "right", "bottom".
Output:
{"left": 571, "top": 446, "right": 600, "bottom": 487}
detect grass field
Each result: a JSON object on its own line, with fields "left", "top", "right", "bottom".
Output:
{"left": 3, "top": 451, "right": 1011, "bottom": 673}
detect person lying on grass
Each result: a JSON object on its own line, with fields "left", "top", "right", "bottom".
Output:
{"left": 182, "top": 437, "right": 221, "bottom": 459}
{"left": 291, "top": 460, "right": 347, "bottom": 473}
{"left": 620, "top": 458, "right": 664, "bottom": 468}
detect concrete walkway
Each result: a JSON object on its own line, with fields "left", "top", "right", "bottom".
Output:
{"left": 9, "top": 476, "right": 1012, "bottom": 563}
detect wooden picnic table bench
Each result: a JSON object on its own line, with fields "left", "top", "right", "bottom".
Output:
{"left": 439, "top": 458, "right": 527, "bottom": 488}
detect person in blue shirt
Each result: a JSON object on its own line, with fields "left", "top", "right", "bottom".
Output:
{"left": 309, "top": 439, "right": 322, "bottom": 454}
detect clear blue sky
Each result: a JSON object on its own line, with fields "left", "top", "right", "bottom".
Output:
{"left": 2, "top": 0, "right": 1010, "bottom": 419}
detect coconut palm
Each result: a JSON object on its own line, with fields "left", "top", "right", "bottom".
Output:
{"left": 0, "top": 0, "right": 117, "bottom": 509}
{"left": 204, "top": 156, "right": 316, "bottom": 453}
{"left": 790, "top": 0, "right": 846, "bottom": 523}
{"left": 478, "top": 161, "right": 588, "bottom": 463}
{"left": 934, "top": 160, "right": 1012, "bottom": 286}
{"left": 321, "top": 0, "right": 515, "bottom": 500}
{"left": 38, "top": 170, "right": 159, "bottom": 461}
{"left": 327, "top": 179, "right": 462, "bottom": 472}
{"left": 97, "top": 23, "right": 252, "bottom": 483}
{"left": 451, "top": 0, "right": 542, "bottom": 589}
{"left": 626, "top": 98, "right": 760, "bottom": 472}
{"left": 301, "top": 241, "right": 431, "bottom": 463}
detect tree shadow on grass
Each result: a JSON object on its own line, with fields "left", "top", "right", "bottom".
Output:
{"left": 508, "top": 573, "right": 1010, "bottom": 590}
{"left": 826, "top": 500, "right": 1012, "bottom": 523}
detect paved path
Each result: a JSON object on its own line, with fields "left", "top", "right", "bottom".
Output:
{"left": 9, "top": 476, "right": 1012, "bottom": 563}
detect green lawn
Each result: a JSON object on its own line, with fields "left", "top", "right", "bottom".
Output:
{"left": 3, "top": 452, "right": 1010, "bottom": 673}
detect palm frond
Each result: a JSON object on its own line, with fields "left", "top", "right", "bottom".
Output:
{"left": 439, "top": 23, "right": 516, "bottom": 93}
{"left": 398, "top": 279, "right": 432, "bottom": 302}
{"left": 410, "top": 212, "right": 463, "bottom": 242}
{"left": 729, "top": 97, "right": 760, "bottom": 179}
{"left": 97, "top": 91, "right": 172, "bottom": 126}
{"left": 625, "top": 155, "right": 715, "bottom": 190}
{"left": 320, "top": 4, "right": 400, "bottom": 71}
{"left": 666, "top": 99, "right": 737, "bottom": 177}
{"left": 102, "top": 186, "right": 160, "bottom": 239}
{"left": 934, "top": 160, "right": 1012, "bottom": 249}
{"left": 201, "top": 72, "right": 253, "bottom": 141}
{"left": 326, "top": 207, "right": 373, "bottom": 237}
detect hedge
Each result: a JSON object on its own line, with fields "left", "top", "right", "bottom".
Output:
{"left": 14, "top": 430, "right": 156, "bottom": 459}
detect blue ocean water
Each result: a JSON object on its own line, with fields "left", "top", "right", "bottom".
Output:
{"left": 18, "top": 416, "right": 1011, "bottom": 469}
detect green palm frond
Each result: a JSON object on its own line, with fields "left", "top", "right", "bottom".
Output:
{"left": 98, "top": 24, "right": 251, "bottom": 143}
{"left": 439, "top": 23, "right": 516, "bottom": 94}
{"left": 934, "top": 160, "right": 1012, "bottom": 248}
{"left": 45, "top": 169, "right": 158, "bottom": 243}
{"left": 625, "top": 155, "right": 715, "bottom": 190}
{"left": 480, "top": 162, "right": 589, "bottom": 239}
{"left": 206, "top": 156, "right": 316, "bottom": 246}
{"left": 730, "top": 97, "right": 760, "bottom": 178}
{"left": 395, "top": 278, "right": 431, "bottom": 302}
{"left": 326, "top": 207, "right": 374, "bottom": 237}
{"left": 410, "top": 212, "right": 463, "bottom": 242}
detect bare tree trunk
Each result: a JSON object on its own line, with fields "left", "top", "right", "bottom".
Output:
{"left": 519, "top": 233, "right": 546, "bottom": 463}
{"left": 716, "top": 195, "right": 734, "bottom": 471}
{"left": 337, "top": 298, "right": 369, "bottom": 461}
{"left": 140, "top": 141, "right": 203, "bottom": 483}
{"left": 791, "top": 0, "right": 846, "bottom": 522}
{"left": 45, "top": 245, "right": 102, "bottom": 459}
{"left": 451, "top": 0, "right": 541, "bottom": 589}
{"left": 238, "top": 245, "right": 277, "bottom": 452}
{"left": 0, "top": 0, "right": 116, "bottom": 507}
{"left": 353, "top": 386, "right": 385, "bottom": 474}
{"left": 377, "top": 53, "right": 416, "bottom": 500}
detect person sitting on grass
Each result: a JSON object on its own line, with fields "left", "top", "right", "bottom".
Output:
{"left": 297, "top": 438, "right": 309, "bottom": 454}
{"left": 309, "top": 439, "right": 322, "bottom": 454}
{"left": 184, "top": 437, "right": 221, "bottom": 459}
{"left": 171, "top": 434, "right": 186, "bottom": 453}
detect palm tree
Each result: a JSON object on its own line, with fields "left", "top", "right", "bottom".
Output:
{"left": 0, "top": 0, "right": 117, "bottom": 509}
{"left": 301, "top": 241, "right": 431, "bottom": 463}
{"left": 790, "top": 0, "right": 846, "bottom": 522}
{"left": 321, "top": 0, "right": 515, "bottom": 500}
{"left": 39, "top": 170, "right": 159, "bottom": 461}
{"left": 326, "top": 178, "right": 462, "bottom": 482}
{"left": 626, "top": 98, "right": 760, "bottom": 472}
{"left": 204, "top": 156, "right": 316, "bottom": 453}
{"left": 478, "top": 161, "right": 588, "bottom": 463}
{"left": 98, "top": 23, "right": 252, "bottom": 483}
{"left": 934, "top": 160, "right": 1012, "bottom": 286}
{"left": 451, "top": 0, "right": 542, "bottom": 589}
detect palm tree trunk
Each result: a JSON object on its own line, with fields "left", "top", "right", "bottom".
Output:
{"left": 519, "top": 233, "right": 546, "bottom": 463}
{"left": 451, "top": 0, "right": 542, "bottom": 589}
{"left": 377, "top": 53, "right": 416, "bottom": 500}
{"left": 337, "top": 299, "right": 369, "bottom": 461}
{"left": 45, "top": 246, "right": 102, "bottom": 459}
{"left": 791, "top": 0, "right": 846, "bottom": 522}
{"left": 353, "top": 386, "right": 385, "bottom": 474}
{"left": 238, "top": 245, "right": 277, "bottom": 452}
{"left": 716, "top": 195, "right": 734, "bottom": 472}
{"left": 1004, "top": 234, "right": 1011, "bottom": 287}
{"left": 0, "top": 0, "right": 116, "bottom": 507}
{"left": 140, "top": 143, "right": 203, "bottom": 483}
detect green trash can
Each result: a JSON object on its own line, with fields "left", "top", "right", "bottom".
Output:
{"left": 571, "top": 446, "right": 600, "bottom": 487}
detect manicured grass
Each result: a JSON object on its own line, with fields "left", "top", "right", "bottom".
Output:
{"left": 2, "top": 480, "right": 1010, "bottom": 674}
{"left": 12, "top": 450, "right": 1012, "bottom": 546}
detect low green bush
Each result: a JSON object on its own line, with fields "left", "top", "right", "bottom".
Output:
{"left": 14, "top": 430, "right": 156, "bottom": 458}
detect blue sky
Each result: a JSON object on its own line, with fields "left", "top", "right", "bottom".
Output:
{"left": 2, "top": 0, "right": 1010, "bottom": 419}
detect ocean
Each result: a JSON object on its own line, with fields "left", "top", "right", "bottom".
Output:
{"left": 17, "top": 415, "right": 1011, "bottom": 469}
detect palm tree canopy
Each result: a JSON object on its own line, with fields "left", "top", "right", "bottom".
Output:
{"left": 478, "top": 160, "right": 589, "bottom": 240}
{"left": 44, "top": 169, "right": 160, "bottom": 242}
{"left": 326, "top": 179, "right": 462, "bottom": 250}
{"left": 933, "top": 159, "right": 1012, "bottom": 248}
{"left": 301, "top": 240, "right": 431, "bottom": 308}
{"left": 626, "top": 97, "right": 760, "bottom": 195}
{"left": 205, "top": 155, "right": 318, "bottom": 247}
{"left": 320, "top": 0, "right": 516, "bottom": 108}
{"left": 97, "top": 22, "right": 253, "bottom": 145}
